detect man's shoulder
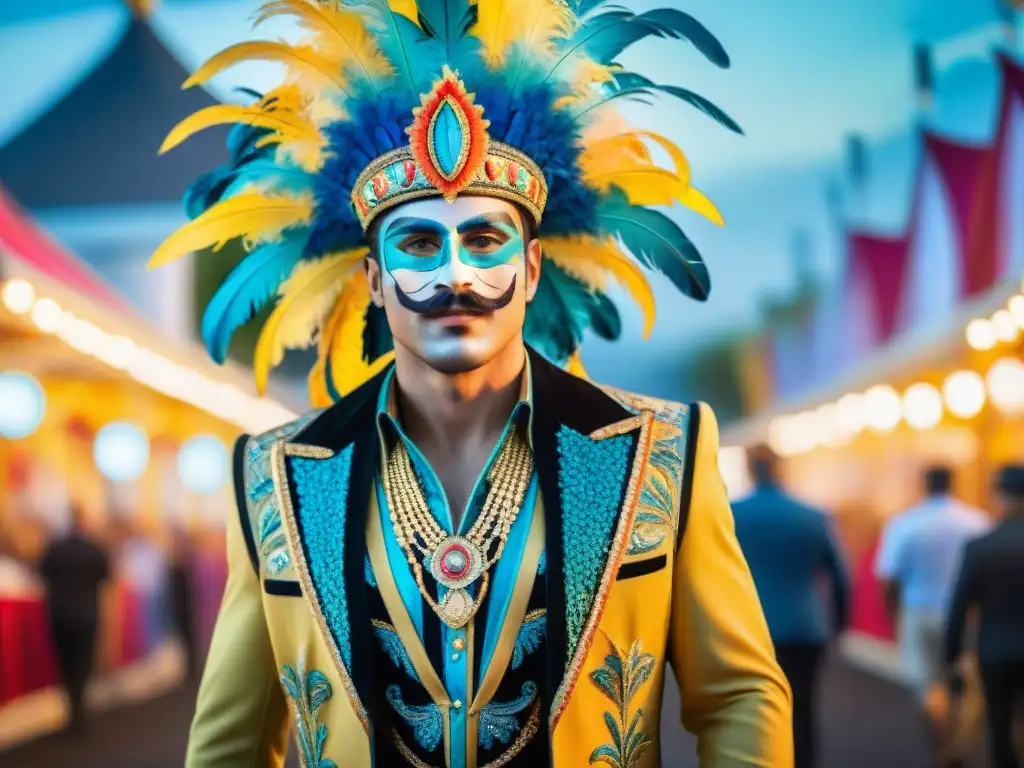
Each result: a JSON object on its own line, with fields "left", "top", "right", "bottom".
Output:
{"left": 597, "top": 384, "right": 692, "bottom": 426}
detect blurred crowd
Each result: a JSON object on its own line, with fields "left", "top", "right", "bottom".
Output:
{"left": 0, "top": 508, "right": 211, "bottom": 738}
{"left": 734, "top": 449, "right": 1024, "bottom": 768}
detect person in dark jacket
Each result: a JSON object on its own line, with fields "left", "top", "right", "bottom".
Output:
{"left": 169, "top": 527, "right": 197, "bottom": 680}
{"left": 732, "top": 445, "right": 850, "bottom": 768}
{"left": 39, "top": 505, "right": 111, "bottom": 737}
{"left": 945, "top": 465, "right": 1024, "bottom": 768}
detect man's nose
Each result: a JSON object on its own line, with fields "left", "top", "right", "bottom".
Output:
{"left": 437, "top": 237, "right": 474, "bottom": 290}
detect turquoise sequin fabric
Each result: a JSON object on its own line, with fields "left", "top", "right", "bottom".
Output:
{"left": 478, "top": 682, "right": 538, "bottom": 750}
{"left": 386, "top": 685, "right": 443, "bottom": 752}
{"left": 556, "top": 426, "right": 634, "bottom": 664}
{"left": 290, "top": 447, "right": 355, "bottom": 667}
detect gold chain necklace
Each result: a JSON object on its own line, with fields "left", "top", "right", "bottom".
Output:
{"left": 381, "top": 432, "right": 534, "bottom": 629}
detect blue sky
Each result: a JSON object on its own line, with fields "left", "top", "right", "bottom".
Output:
{"left": 0, "top": 0, "right": 1014, "bottom": 393}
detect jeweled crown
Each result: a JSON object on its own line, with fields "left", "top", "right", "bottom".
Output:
{"left": 351, "top": 67, "right": 548, "bottom": 231}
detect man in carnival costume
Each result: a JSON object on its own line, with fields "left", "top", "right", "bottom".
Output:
{"left": 153, "top": 1, "right": 793, "bottom": 765}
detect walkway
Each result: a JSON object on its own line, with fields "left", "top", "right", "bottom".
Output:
{"left": 3, "top": 651, "right": 986, "bottom": 767}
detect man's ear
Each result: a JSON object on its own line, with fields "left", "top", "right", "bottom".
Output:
{"left": 524, "top": 237, "right": 542, "bottom": 302}
{"left": 365, "top": 256, "right": 385, "bottom": 308}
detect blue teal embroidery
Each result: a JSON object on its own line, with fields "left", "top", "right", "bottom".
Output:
{"left": 386, "top": 685, "right": 443, "bottom": 752}
{"left": 589, "top": 636, "right": 656, "bottom": 768}
{"left": 536, "top": 549, "right": 546, "bottom": 576}
{"left": 372, "top": 620, "right": 420, "bottom": 682}
{"left": 279, "top": 663, "right": 337, "bottom": 768}
{"left": 556, "top": 425, "right": 633, "bottom": 663}
{"left": 364, "top": 554, "right": 377, "bottom": 587}
{"left": 290, "top": 447, "right": 355, "bottom": 666}
{"left": 478, "top": 681, "right": 538, "bottom": 750}
{"left": 245, "top": 411, "right": 321, "bottom": 575}
{"left": 511, "top": 610, "right": 546, "bottom": 670}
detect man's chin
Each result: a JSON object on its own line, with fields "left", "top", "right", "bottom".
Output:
{"left": 416, "top": 339, "right": 495, "bottom": 374}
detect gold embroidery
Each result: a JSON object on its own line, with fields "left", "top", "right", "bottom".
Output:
{"left": 272, "top": 440, "right": 369, "bottom": 733}
{"left": 284, "top": 443, "right": 335, "bottom": 459}
{"left": 550, "top": 412, "right": 654, "bottom": 732}
{"left": 589, "top": 415, "right": 647, "bottom": 441}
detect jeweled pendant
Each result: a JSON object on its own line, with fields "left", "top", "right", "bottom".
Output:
{"left": 438, "top": 587, "right": 475, "bottom": 629}
{"left": 429, "top": 535, "right": 484, "bottom": 590}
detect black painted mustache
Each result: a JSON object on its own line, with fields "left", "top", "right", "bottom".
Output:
{"left": 394, "top": 274, "right": 517, "bottom": 316}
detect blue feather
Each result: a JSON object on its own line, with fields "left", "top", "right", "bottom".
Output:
{"left": 416, "top": 0, "right": 478, "bottom": 58}
{"left": 597, "top": 189, "right": 711, "bottom": 301}
{"left": 606, "top": 72, "right": 742, "bottom": 134}
{"left": 524, "top": 262, "right": 620, "bottom": 361}
{"left": 201, "top": 237, "right": 307, "bottom": 363}
{"left": 346, "top": 0, "right": 439, "bottom": 94}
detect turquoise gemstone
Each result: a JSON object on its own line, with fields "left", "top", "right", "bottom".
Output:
{"left": 432, "top": 100, "right": 465, "bottom": 177}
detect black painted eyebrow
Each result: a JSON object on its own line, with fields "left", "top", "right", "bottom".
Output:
{"left": 456, "top": 212, "right": 518, "bottom": 234}
{"left": 384, "top": 217, "right": 447, "bottom": 239}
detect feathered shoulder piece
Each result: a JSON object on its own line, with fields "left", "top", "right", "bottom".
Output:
{"left": 152, "top": 0, "right": 742, "bottom": 405}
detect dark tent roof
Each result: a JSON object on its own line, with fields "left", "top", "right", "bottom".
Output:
{"left": 0, "top": 18, "right": 227, "bottom": 210}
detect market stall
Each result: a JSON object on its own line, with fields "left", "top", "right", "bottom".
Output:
{"left": 0, "top": 185, "right": 295, "bottom": 731}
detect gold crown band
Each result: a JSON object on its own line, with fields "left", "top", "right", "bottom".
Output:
{"left": 351, "top": 141, "right": 548, "bottom": 231}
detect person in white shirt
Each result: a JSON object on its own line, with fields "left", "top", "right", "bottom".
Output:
{"left": 875, "top": 466, "right": 990, "bottom": 763}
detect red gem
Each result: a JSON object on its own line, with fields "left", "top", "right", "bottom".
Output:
{"left": 355, "top": 196, "right": 370, "bottom": 217}
{"left": 402, "top": 160, "right": 417, "bottom": 187}
{"left": 506, "top": 161, "right": 521, "bottom": 186}
{"left": 372, "top": 173, "right": 391, "bottom": 198}
{"left": 485, "top": 157, "right": 505, "bottom": 181}
{"left": 527, "top": 176, "right": 538, "bottom": 202}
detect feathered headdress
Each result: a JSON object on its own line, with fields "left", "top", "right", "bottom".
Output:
{"left": 151, "top": 0, "right": 742, "bottom": 405}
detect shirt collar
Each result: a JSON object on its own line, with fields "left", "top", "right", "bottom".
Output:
{"left": 375, "top": 352, "right": 534, "bottom": 446}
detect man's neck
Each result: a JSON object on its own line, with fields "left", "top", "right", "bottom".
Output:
{"left": 391, "top": 338, "right": 526, "bottom": 454}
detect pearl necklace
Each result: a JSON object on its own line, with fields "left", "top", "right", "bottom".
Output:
{"left": 381, "top": 431, "right": 534, "bottom": 629}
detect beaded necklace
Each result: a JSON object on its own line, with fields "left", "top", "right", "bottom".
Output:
{"left": 381, "top": 431, "right": 534, "bottom": 629}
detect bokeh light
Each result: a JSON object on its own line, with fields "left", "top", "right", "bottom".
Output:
{"left": 942, "top": 370, "right": 986, "bottom": 419}
{"left": 965, "top": 318, "right": 996, "bottom": 351}
{"left": 863, "top": 385, "right": 902, "bottom": 432}
{"left": 902, "top": 383, "right": 943, "bottom": 431}
{"left": 0, "top": 370, "right": 46, "bottom": 439}
{"left": 986, "top": 357, "right": 1024, "bottom": 416}
{"left": 93, "top": 421, "right": 150, "bottom": 483}
{"left": 177, "top": 435, "right": 229, "bottom": 495}
{"left": 1, "top": 279, "right": 35, "bottom": 314}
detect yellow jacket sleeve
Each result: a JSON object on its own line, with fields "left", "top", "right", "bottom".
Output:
{"left": 668, "top": 403, "right": 794, "bottom": 767}
{"left": 186, "top": 455, "right": 290, "bottom": 768}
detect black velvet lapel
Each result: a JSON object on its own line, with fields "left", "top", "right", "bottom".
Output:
{"left": 284, "top": 364, "right": 392, "bottom": 725}
{"left": 526, "top": 347, "right": 639, "bottom": 724}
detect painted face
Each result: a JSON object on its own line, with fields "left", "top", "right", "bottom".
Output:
{"left": 368, "top": 196, "right": 540, "bottom": 374}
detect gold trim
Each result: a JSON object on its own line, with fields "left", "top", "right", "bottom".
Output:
{"left": 590, "top": 415, "right": 647, "bottom": 441}
{"left": 465, "top": 618, "right": 477, "bottom": 767}
{"left": 271, "top": 440, "right": 369, "bottom": 733}
{"left": 549, "top": 412, "right": 655, "bottom": 732}
{"left": 283, "top": 443, "right": 335, "bottom": 459}
{"left": 367, "top": 491, "right": 452, "bottom": 710}
{"left": 469, "top": 500, "right": 545, "bottom": 716}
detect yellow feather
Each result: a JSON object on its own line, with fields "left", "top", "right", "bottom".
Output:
{"left": 255, "top": 0, "right": 392, "bottom": 85}
{"left": 386, "top": 0, "right": 419, "bottom": 23}
{"left": 679, "top": 185, "right": 725, "bottom": 226}
{"left": 322, "top": 269, "right": 396, "bottom": 397}
{"left": 542, "top": 236, "right": 656, "bottom": 338}
{"left": 474, "top": 0, "right": 574, "bottom": 65}
{"left": 253, "top": 250, "right": 365, "bottom": 394}
{"left": 160, "top": 104, "right": 321, "bottom": 154}
{"left": 183, "top": 41, "right": 349, "bottom": 92}
{"left": 148, "top": 194, "right": 313, "bottom": 269}
{"left": 564, "top": 350, "right": 589, "bottom": 379}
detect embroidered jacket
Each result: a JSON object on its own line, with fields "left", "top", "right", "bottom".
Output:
{"left": 186, "top": 348, "right": 793, "bottom": 767}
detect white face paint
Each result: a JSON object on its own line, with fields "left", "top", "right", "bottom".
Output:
{"left": 369, "top": 196, "right": 536, "bottom": 374}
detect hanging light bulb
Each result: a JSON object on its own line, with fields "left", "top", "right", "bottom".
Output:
{"left": 943, "top": 370, "right": 986, "bottom": 419}
{"left": 903, "top": 383, "right": 943, "bottom": 431}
